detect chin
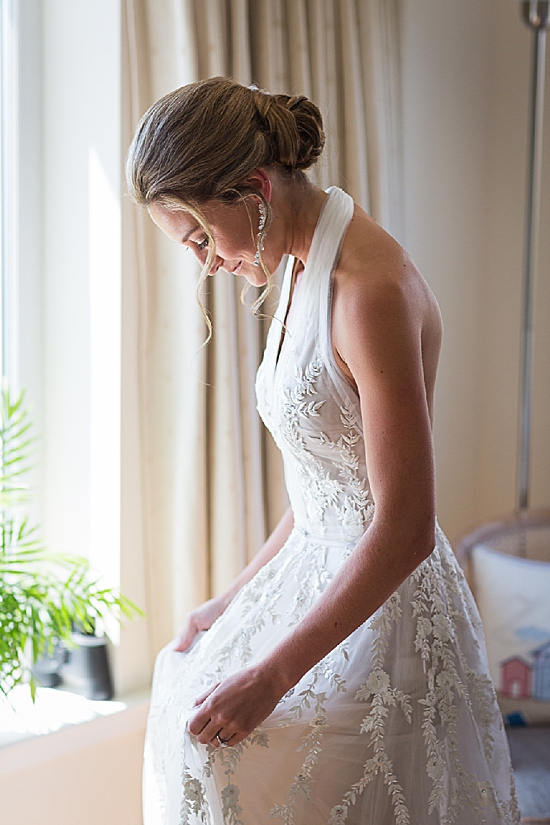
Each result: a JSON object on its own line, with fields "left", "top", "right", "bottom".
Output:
{"left": 243, "top": 270, "right": 269, "bottom": 288}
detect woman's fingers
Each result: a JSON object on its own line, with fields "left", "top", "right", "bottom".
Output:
{"left": 193, "top": 683, "right": 219, "bottom": 707}
{"left": 209, "top": 729, "right": 236, "bottom": 749}
{"left": 188, "top": 705, "right": 221, "bottom": 742}
{"left": 174, "top": 597, "right": 226, "bottom": 652}
{"left": 174, "top": 622, "right": 196, "bottom": 652}
{"left": 188, "top": 685, "right": 232, "bottom": 743}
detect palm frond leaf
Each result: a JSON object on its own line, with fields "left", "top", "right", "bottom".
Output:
{"left": 0, "top": 382, "right": 144, "bottom": 698}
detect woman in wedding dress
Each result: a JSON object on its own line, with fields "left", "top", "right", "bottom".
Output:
{"left": 127, "top": 77, "right": 520, "bottom": 825}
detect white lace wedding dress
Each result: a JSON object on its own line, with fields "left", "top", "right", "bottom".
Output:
{"left": 143, "top": 187, "right": 520, "bottom": 825}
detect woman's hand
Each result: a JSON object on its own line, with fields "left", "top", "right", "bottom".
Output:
{"left": 175, "top": 596, "right": 227, "bottom": 652}
{"left": 187, "top": 664, "right": 285, "bottom": 748}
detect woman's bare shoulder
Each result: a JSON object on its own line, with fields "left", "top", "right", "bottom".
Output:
{"left": 331, "top": 205, "right": 443, "bottom": 399}
{"left": 334, "top": 204, "right": 442, "bottom": 335}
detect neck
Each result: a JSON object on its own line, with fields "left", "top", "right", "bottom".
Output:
{"left": 270, "top": 174, "right": 328, "bottom": 265}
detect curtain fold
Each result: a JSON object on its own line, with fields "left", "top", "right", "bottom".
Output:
{"left": 122, "top": 0, "right": 403, "bottom": 665}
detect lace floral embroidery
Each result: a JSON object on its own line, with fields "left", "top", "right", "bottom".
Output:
{"left": 180, "top": 770, "right": 210, "bottom": 824}
{"left": 270, "top": 694, "right": 329, "bottom": 823}
{"left": 324, "top": 551, "right": 520, "bottom": 825}
{"left": 279, "top": 358, "right": 373, "bottom": 537}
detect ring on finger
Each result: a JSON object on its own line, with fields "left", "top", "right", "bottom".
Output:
{"left": 216, "top": 733, "right": 228, "bottom": 749}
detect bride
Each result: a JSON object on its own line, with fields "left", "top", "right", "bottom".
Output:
{"left": 127, "top": 76, "right": 519, "bottom": 825}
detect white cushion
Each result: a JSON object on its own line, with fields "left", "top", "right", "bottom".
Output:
{"left": 471, "top": 544, "right": 550, "bottom": 713}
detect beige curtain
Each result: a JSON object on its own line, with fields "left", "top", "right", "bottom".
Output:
{"left": 122, "top": 0, "right": 403, "bottom": 665}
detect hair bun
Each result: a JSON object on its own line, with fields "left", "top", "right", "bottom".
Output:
{"left": 253, "top": 91, "right": 325, "bottom": 171}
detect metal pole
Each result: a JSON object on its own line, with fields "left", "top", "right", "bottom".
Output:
{"left": 517, "top": 2, "right": 549, "bottom": 512}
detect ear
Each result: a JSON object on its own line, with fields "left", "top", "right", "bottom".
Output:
{"left": 243, "top": 168, "right": 272, "bottom": 203}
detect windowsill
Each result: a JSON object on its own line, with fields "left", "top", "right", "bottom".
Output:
{"left": 0, "top": 685, "right": 149, "bottom": 775}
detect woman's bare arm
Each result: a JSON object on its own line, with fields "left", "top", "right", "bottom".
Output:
{"left": 175, "top": 506, "right": 294, "bottom": 650}
{"left": 220, "top": 505, "right": 294, "bottom": 609}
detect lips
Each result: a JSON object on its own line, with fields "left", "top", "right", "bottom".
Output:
{"left": 231, "top": 262, "right": 242, "bottom": 275}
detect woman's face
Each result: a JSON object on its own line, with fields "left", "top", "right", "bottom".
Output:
{"left": 149, "top": 199, "right": 274, "bottom": 287}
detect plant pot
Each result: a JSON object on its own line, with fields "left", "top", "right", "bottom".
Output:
{"left": 60, "top": 632, "right": 113, "bottom": 701}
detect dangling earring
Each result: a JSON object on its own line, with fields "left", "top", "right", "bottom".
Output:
{"left": 253, "top": 201, "right": 267, "bottom": 267}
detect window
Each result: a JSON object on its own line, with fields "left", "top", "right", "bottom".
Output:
{"left": 1, "top": 0, "right": 149, "bottom": 697}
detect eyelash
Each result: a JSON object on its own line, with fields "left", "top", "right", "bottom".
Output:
{"left": 196, "top": 238, "right": 209, "bottom": 251}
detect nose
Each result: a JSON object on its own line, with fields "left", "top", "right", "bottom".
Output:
{"left": 208, "top": 255, "right": 223, "bottom": 276}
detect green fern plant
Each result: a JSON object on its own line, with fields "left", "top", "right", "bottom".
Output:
{"left": 0, "top": 383, "right": 142, "bottom": 698}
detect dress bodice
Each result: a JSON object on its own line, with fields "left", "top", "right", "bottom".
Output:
{"left": 256, "top": 188, "right": 374, "bottom": 542}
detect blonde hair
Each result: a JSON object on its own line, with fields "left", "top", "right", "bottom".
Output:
{"left": 126, "top": 76, "right": 325, "bottom": 333}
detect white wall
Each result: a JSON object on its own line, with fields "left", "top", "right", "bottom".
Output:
{"left": 0, "top": 701, "right": 147, "bottom": 825}
{"left": 402, "top": 0, "right": 550, "bottom": 542}
{"left": 478, "top": 3, "right": 550, "bottom": 521}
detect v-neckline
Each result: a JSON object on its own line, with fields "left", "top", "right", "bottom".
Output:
{"left": 275, "top": 257, "right": 304, "bottom": 367}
